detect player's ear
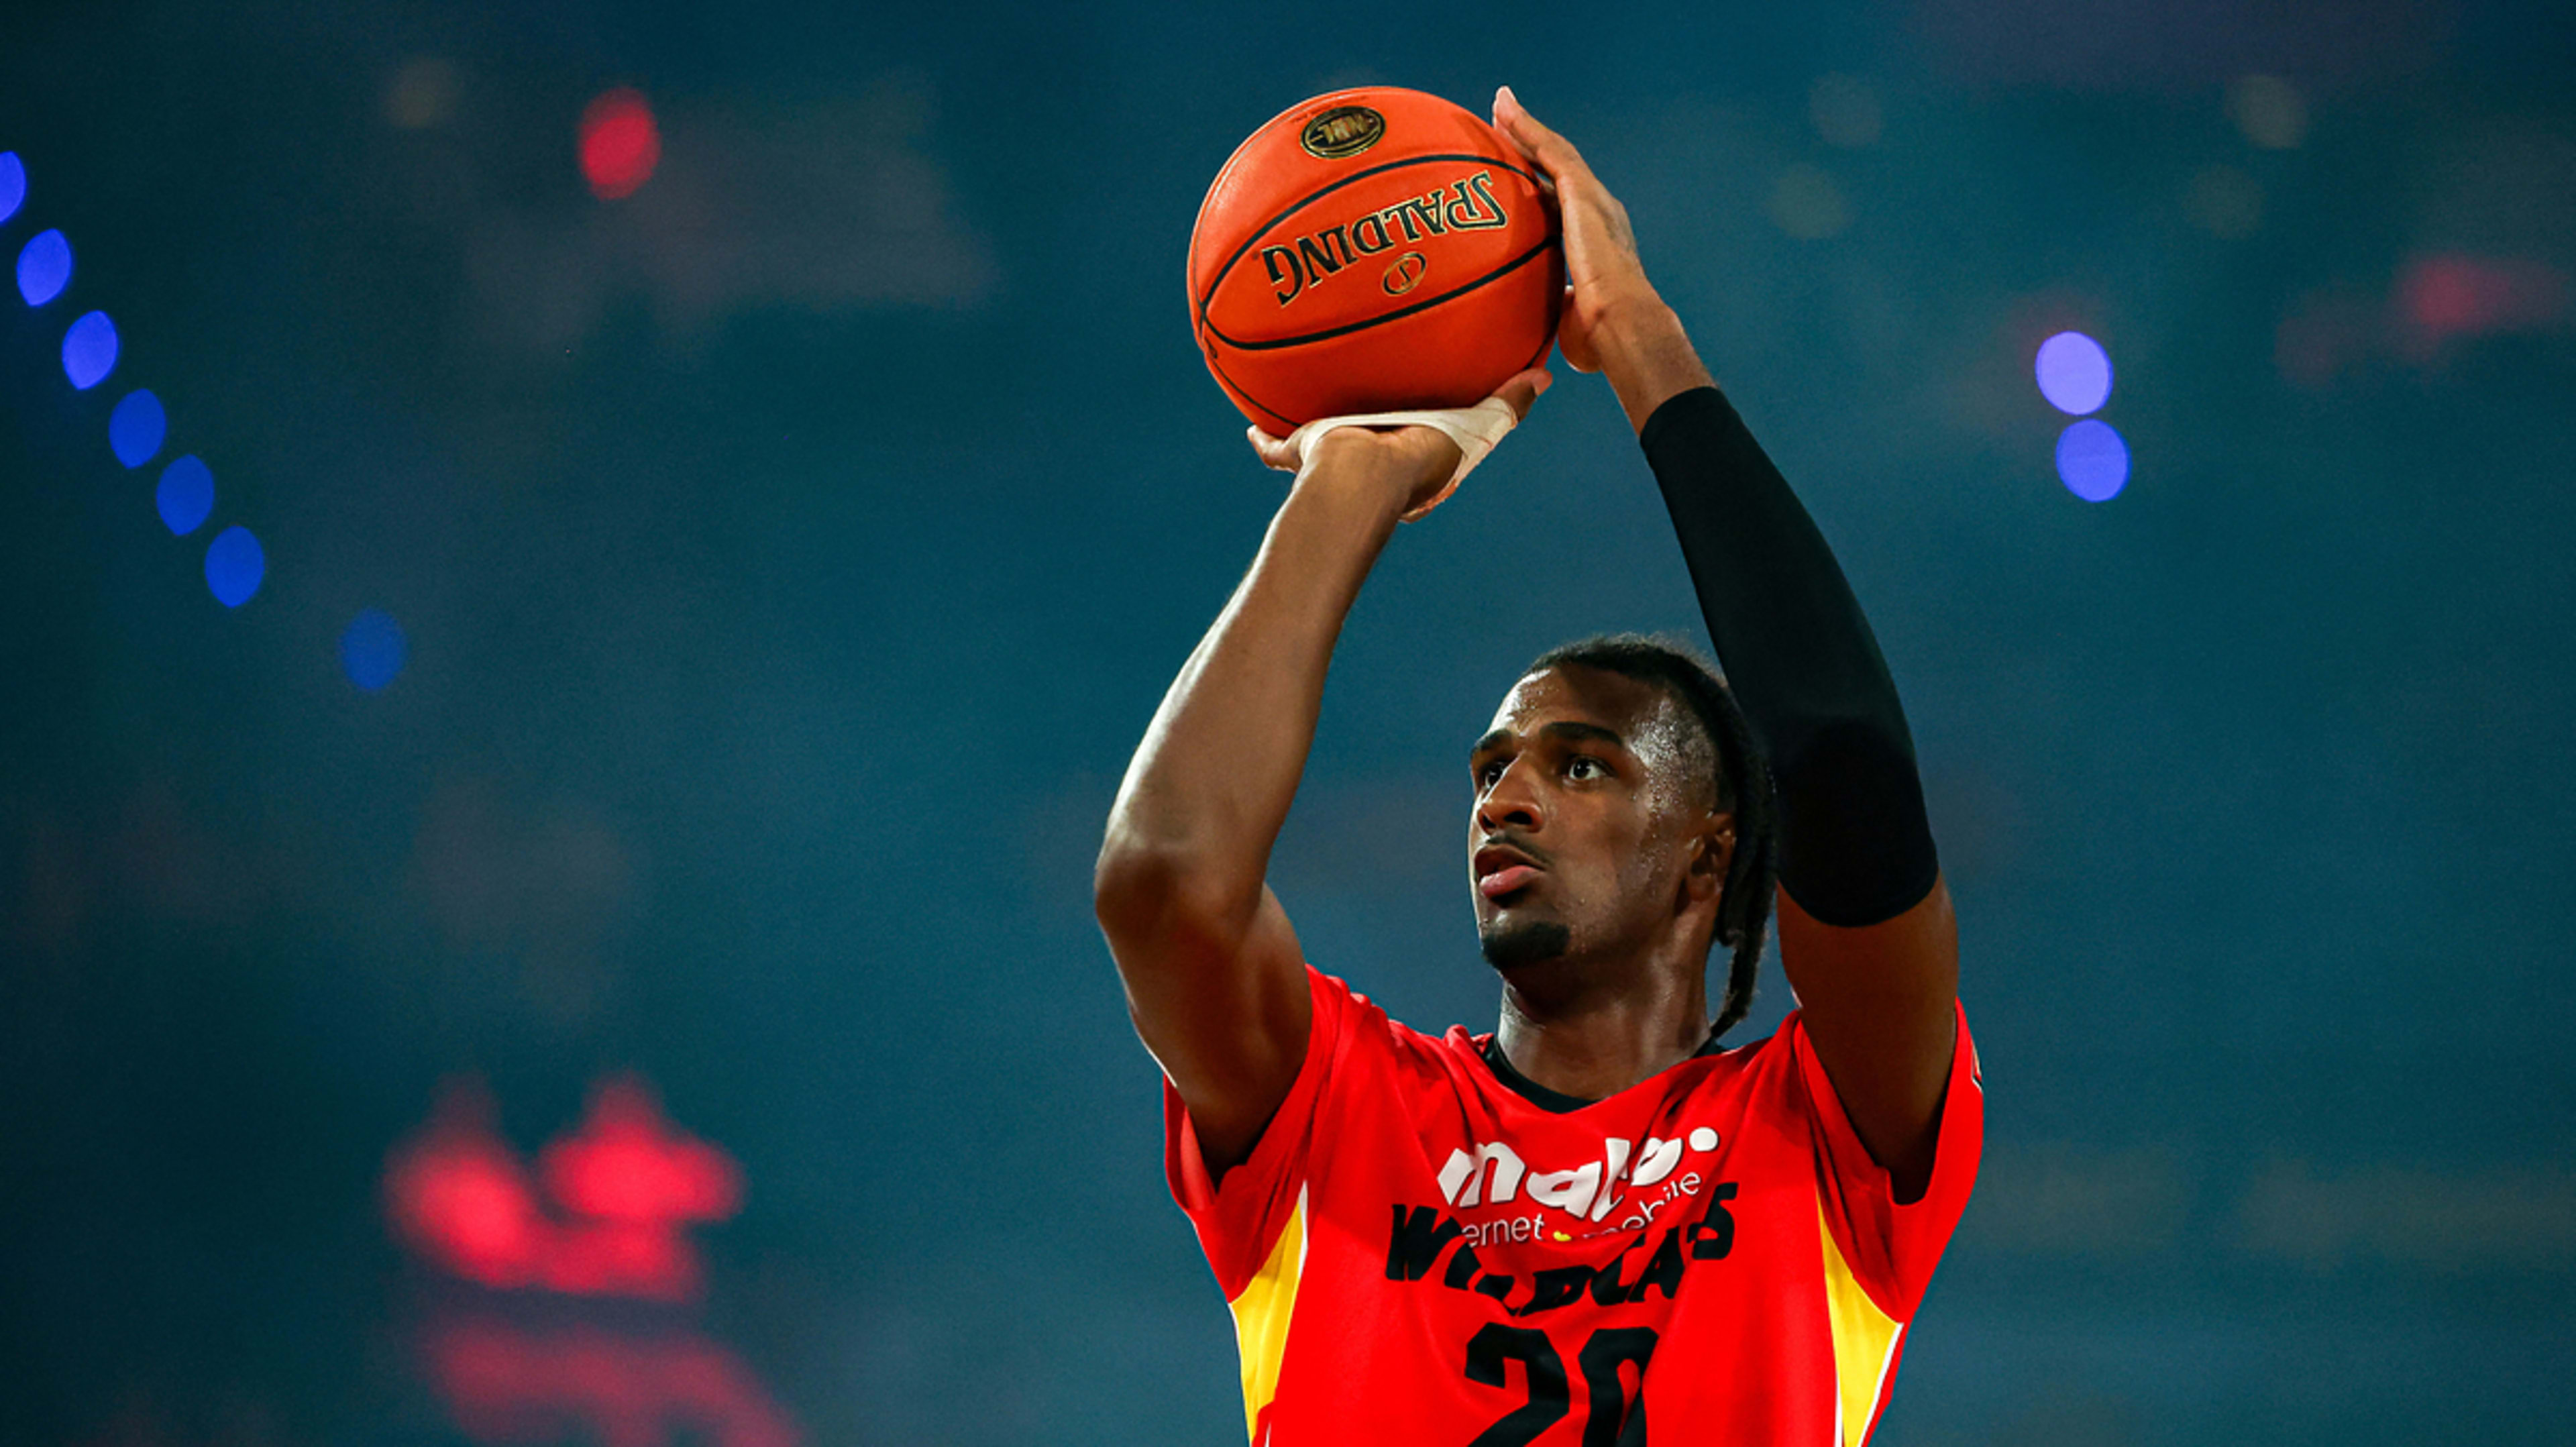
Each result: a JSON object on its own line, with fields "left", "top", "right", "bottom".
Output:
{"left": 1685, "top": 812, "right": 1735, "bottom": 900}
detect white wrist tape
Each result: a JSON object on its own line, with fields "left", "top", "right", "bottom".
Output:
{"left": 1273, "top": 396, "right": 1522, "bottom": 521}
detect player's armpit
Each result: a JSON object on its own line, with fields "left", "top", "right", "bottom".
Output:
{"left": 1775, "top": 876, "right": 1960, "bottom": 1203}
{"left": 1099, "top": 876, "right": 1313, "bottom": 1177}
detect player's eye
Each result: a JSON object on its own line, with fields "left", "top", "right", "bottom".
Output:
{"left": 1567, "top": 755, "right": 1608, "bottom": 782}
{"left": 1476, "top": 759, "right": 1507, "bottom": 788}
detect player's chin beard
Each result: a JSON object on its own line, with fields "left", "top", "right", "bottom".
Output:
{"left": 1479, "top": 915, "right": 1572, "bottom": 973}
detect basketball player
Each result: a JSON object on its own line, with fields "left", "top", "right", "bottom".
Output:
{"left": 1095, "top": 88, "right": 1976, "bottom": 1444}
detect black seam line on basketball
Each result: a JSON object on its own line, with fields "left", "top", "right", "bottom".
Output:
{"left": 1195, "top": 152, "right": 1548, "bottom": 319}
{"left": 1201, "top": 342, "right": 1301, "bottom": 431}
{"left": 1206, "top": 265, "right": 1554, "bottom": 431}
{"left": 1202, "top": 236, "right": 1558, "bottom": 352}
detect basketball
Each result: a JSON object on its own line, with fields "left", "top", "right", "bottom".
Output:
{"left": 1188, "top": 87, "right": 1563, "bottom": 431}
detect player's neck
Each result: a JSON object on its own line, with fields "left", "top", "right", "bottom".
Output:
{"left": 1491, "top": 949, "right": 1710, "bottom": 1104}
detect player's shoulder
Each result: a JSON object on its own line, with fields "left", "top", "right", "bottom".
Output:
{"left": 1304, "top": 965, "right": 1456, "bottom": 1066}
{"left": 1668, "top": 1010, "right": 1821, "bottom": 1122}
{"left": 1302, "top": 966, "right": 1499, "bottom": 1106}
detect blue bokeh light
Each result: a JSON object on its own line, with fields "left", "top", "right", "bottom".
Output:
{"left": 0, "top": 153, "right": 23, "bottom": 225}
{"left": 2056, "top": 419, "right": 2130, "bottom": 502}
{"left": 2035, "top": 331, "right": 2113, "bottom": 415}
{"left": 157, "top": 455, "right": 215, "bottom": 535}
{"left": 18, "top": 228, "right": 71, "bottom": 305}
{"left": 341, "top": 609, "right": 410, "bottom": 692}
{"left": 205, "top": 525, "right": 266, "bottom": 608}
{"left": 110, "top": 389, "right": 168, "bottom": 468}
{"left": 62, "top": 310, "right": 118, "bottom": 389}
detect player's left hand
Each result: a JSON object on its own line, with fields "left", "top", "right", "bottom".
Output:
{"left": 1491, "top": 87, "right": 1655, "bottom": 376}
{"left": 1248, "top": 368, "right": 1550, "bottom": 522}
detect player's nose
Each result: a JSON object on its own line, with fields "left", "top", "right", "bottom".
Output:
{"left": 1474, "top": 761, "right": 1545, "bottom": 835}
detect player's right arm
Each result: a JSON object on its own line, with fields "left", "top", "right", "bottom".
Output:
{"left": 1093, "top": 404, "right": 1536, "bottom": 1173}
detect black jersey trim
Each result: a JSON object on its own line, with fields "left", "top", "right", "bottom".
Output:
{"left": 1479, "top": 1025, "right": 1735, "bottom": 1114}
{"left": 1479, "top": 1036, "right": 1599, "bottom": 1114}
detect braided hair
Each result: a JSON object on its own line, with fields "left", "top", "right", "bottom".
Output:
{"left": 1523, "top": 633, "right": 1779, "bottom": 1040}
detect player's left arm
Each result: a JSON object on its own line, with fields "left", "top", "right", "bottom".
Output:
{"left": 1495, "top": 88, "right": 1958, "bottom": 1202}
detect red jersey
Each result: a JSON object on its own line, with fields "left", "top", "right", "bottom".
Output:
{"left": 1165, "top": 967, "right": 1982, "bottom": 1445}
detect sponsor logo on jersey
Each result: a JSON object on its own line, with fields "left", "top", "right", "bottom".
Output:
{"left": 1438, "top": 1126, "right": 1724, "bottom": 1230}
{"left": 1258, "top": 170, "right": 1511, "bottom": 307}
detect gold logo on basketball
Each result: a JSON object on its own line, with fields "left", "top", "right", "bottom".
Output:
{"left": 1299, "top": 105, "right": 1385, "bottom": 159}
{"left": 1382, "top": 251, "right": 1428, "bottom": 295}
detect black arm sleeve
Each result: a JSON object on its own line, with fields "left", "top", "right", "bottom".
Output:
{"left": 1639, "top": 385, "right": 1938, "bottom": 928}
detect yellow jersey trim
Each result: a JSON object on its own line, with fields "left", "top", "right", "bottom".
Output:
{"left": 1817, "top": 1196, "right": 1905, "bottom": 1447}
{"left": 1227, "top": 1184, "right": 1309, "bottom": 1444}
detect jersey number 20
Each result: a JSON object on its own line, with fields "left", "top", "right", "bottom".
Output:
{"left": 1463, "top": 1324, "right": 1657, "bottom": 1447}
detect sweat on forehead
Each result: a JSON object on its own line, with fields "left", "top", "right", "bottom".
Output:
{"left": 1488, "top": 665, "right": 1719, "bottom": 794}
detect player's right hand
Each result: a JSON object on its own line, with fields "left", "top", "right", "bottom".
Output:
{"left": 1248, "top": 368, "right": 1550, "bottom": 521}
{"left": 1491, "top": 86, "right": 1657, "bottom": 376}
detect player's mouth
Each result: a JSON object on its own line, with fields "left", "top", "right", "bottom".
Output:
{"left": 1474, "top": 841, "right": 1546, "bottom": 901}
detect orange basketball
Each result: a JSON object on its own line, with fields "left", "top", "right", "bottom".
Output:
{"left": 1189, "top": 87, "right": 1562, "bottom": 431}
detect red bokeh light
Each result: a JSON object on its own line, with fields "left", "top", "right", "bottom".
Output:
{"left": 388, "top": 1080, "right": 796, "bottom": 1446}
{"left": 425, "top": 1318, "right": 800, "bottom": 1447}
{"left": 542, "top": 1077, "right": 742, "bottom": 1224}
{"left": 2277, "top": 256, "right": 2574, "bottom": 388}
{"left": 386, "top": 1074, "right": 741, "bottom": 1301}
{"left": 579, "top": 89, "right": 661, "bottom": 200}
{"left": 386, "top": 1081, "right": 551, "bottom": 1289}
{"left": 2396, "top": 253, "right": 2569, "bottom": 352}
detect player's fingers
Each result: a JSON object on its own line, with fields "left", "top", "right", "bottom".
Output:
{"left": 1415, "top": 430, "right": 1466, "bottom": 476}
{"left": 1248, "top": 425, "right": 1301, "bottom": 472}
{"left": 1556, "top": 290, "right": 1602, "bottom": 373}
{"left": 1490, "top": 367, "right": 1553, "bottom": 423}
{"left": 1491, "top": 86, "right": 1595, "bottom": 186}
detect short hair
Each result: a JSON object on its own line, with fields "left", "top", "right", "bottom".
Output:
{"left": 1523, "top": 633, "right": 1778, "bottom": 1040}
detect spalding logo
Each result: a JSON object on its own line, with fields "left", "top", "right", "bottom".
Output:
{"left": 1299, "top": 104, "right": 1386, "bottom": 160}
{"left": 1259, "top": 169, "right": 1511, "bottom": 307}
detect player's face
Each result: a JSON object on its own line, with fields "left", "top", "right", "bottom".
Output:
{"left": 1467, "top": 665, "right": 1718, "bottom": 973}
